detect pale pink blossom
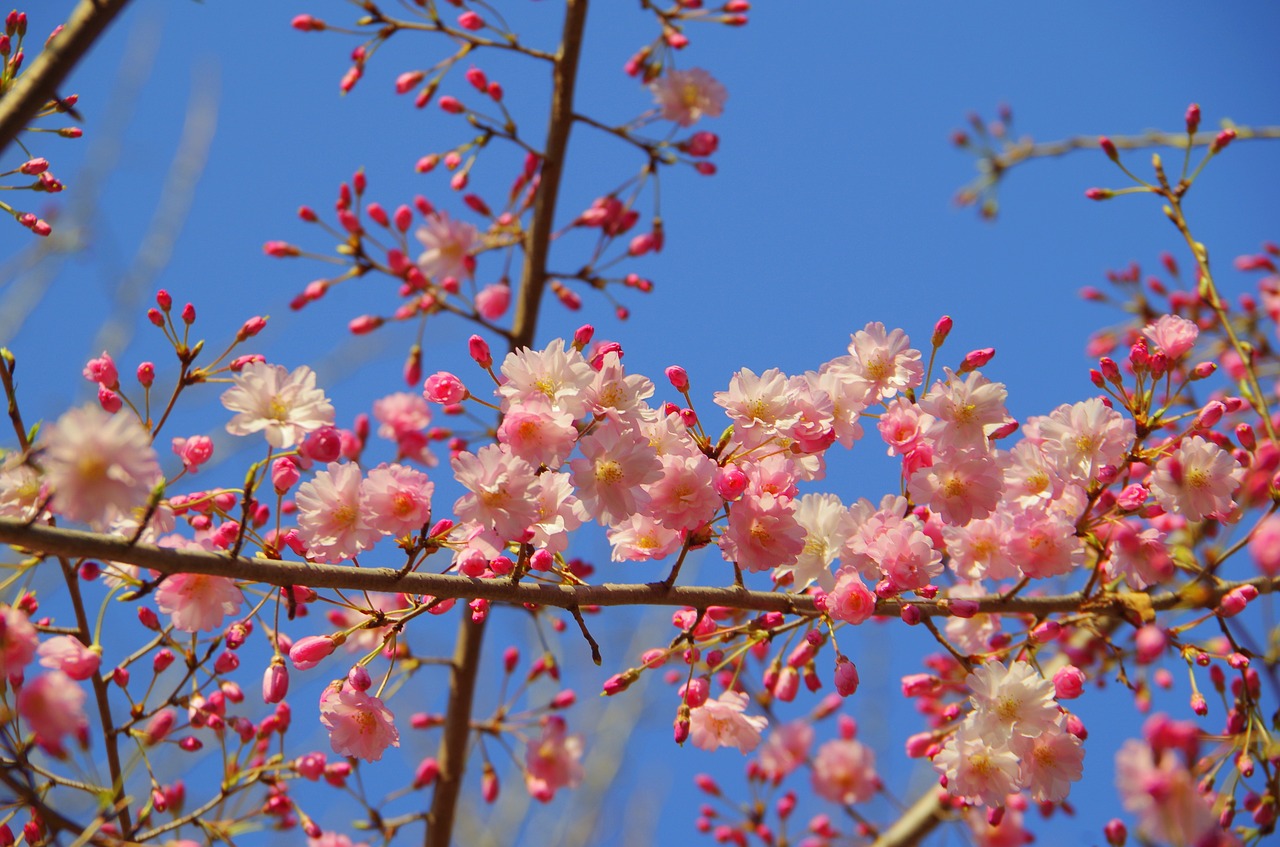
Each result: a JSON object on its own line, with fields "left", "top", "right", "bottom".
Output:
{"left": 1149, "top": 435, "right": 1244, "bottom": 522}
{"left": 36, "top": 635, "right": 100, "bottom": 681}
{"left": 842, "top": 322, "right": 923, "bottom": 401}
{"left": 907, "top": 448, "right": 1003, "bottom": 527}
{"left": 415, "top": 212, "right": 478, "bottom": 282}
{"left": 865, "top": 520, "right": 943, "bottom": 593}
{"left": 569, "top": 416, "right": 662, "bottom": 525}
{"left": 757, "top": 721, "right": 813, "bottom": 780}
{"left": 942, "top": 512, "right": 1019, "bottom": 581}
{"left": 528, "top": 471, "right": 588, "bottom": 555}
{"left": 496, "top": 399, "right": 578, "bottom": 467}
{"left": 1000, "top": 440, "right": 1065, "bottom": 506}
{"left": 1007, "top": 502, "right": 1083, "bottom": 579}
{"left": 0, "top": 454, "right": 44, "bottom": 521}
{"left": 812, "top": 363, "right": 867, "bottom": 447}
{"left": 917, "top": 370, "right": 1009, "bottom": 452}
{"left": 826, "top": 570, "right": 876, "bottom": 625}
{"left": 453, "top": 445, "right": 540, "bottom": 540}
{"left": 643, "top": 451, "right": 721, "bottom": 533}
{"left": 524, "top": 716, "right": 584, "bottom": 802}
{"left": 811, "top": 738, "right": 879, "bottom": 805}
{"left": 966, "top": 660, "right": 1060, "bottom": 739}
{"left": 359, "top": 463, "right": 434, "bottom": 538}
{"left": 1143, "top": 314, "right": 1199, "bottom": 360}
{"left": 41, "top": 405, "right": 161, "bottom": 528}
{"left": 1012, "top": 717, "right": 1085, "bottom": 802}
{"left": 607, "top": 514, "right": 682, "bottom": 561}
{"left": 498, "top": 339, "right": 595, "bottom": 418}
{"left": 155, "top": 573, "right": 245, "bottom": 632}
{"left": 932, "top": 722, "right": 1021, "bottom": 807}
{"left": 0, "top": 605, "right": 38, "bottom": 678}
{"left": 1102, "top": 520, "right": 1174, "bottom": 589}
{"left": 719, "top": 492, "right": 804, "bottom": 574}
{"left": 713, "top": 367, "right": 799, "bottom": 447}
{"left": 1115, "top": 739, "right": 1216, "bottom": 847}
{"left": 688, "top": 690, "right": 767, "bottom": 753}
{"left": 373, "top": 392, "right": 436, "bottom": 465}
{"left": 649, "top": 68, "right": 727, "bottom": 127}
{"left": 18, "top": 671, "right": 87, "bottom": 752}
{"left": 583, "top": 350, "right": 654, "bottom": 419}
{"left": 222, "top": 362, "right": 334, "bottom": 448}
{"left": 779, "top": 493, "right": 848, "bottom": 590}
{"left": 1032, "top": 398, "right": 1134, "bottom": 484}
{"left": 296, "top": 463, "right": 381, "bottom": 562}
{"left": 1249, "top": 513, "right": 1280, "bottom": 575}
{"left": 877, "top": 397, "right": 925, "bottom": 457}
{"left": 319, "top": 683, "right": 400, "bottom": 762}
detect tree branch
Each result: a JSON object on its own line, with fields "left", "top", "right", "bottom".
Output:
{"left": 0, "top": 0, "right": 134, "bottom": 157}
{"left": 2, "top": 518, "right": 1276, "bottom": 622}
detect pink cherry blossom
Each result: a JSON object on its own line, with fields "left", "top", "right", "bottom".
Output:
{"left": 811, "top": 738, "right": 879, "bottom": 805}
{"left": 966, "top": 660, "right": 1060, "bottom": 739}
{"left": 415, "top": 212, "right": 478, "bottom": 282}
{"left": 719, "top": 492, "right": 804, "bottom": 574}
{"left": 41, "top": 405, "right": 161, "bottom": 528}
{"left": 527, "top": 471, "right": 588, "bottom": 555}
{"left": 757, "top": 720, "right": 813, "bottom": 780}
{"left": 359, "top": 463, "right": 434, "bottom": 538}
{"left": 607, "top": 514, "right": 682, "bottom": 561}
{"left": 0, "top": 454, "right": 44, "bottom": 521}
{"left": 649, "top": 68, "right": 727, "bottom": 127}
{"left": 0, "top": 604, "right": 38, "bottom": 678}
{"left": 826, "top": 570, "right": 876, "bottom": 625}
{"left": 1142, "top": 313, "right": 1199, "bottom": 360}
{"left": 475, "top": 283, "right": 510, "bottom": 320}
{"left": 1115, "top": 738, "right": 1216, "bottom": 847}
{"left": 1032, "top": 398, "right": 1134, "bottom": 485}
{"left": 932, "top": 722, "right": 1021, "bottom": 807}
{"left": 296, "top": 463, "right": 382, "bottom": 562}
{"left": 154, "top": 573, "right": 245, "bottom": 632}
{"left": 688, "top": 690, "right": 767, "bottom": 753}
{"left": 318, "top": 683, "right": 400, "bottom": 762}
{"left": 452, "top": 445, "right": 540, "bottom": 540}
{"left": 1149, "top": 435, "right": 1244, "bottom": 522}
{"left": 907, "top": 448, "right": 1003, "bottom": 527}
{"left": 643, "top": 451, "right": 720, "bottom": 533}
{"left": 524, "top": 716, "right": 584, "bottom": 802}
{"left": 36, "top": 635, "right": 100, "bottom": 681}
{"left": 583, "top": 350, "right": 654, "bottom": 419}
{"left": 497, "top": 339, "right": 594, "bottom": 418}
{"left": 917, "top": 369, "right": 1010, "bottom": 452}
{"left": 841, "top": 322, "right": 923, "bottom": 401}
{"left": 496, "top": 399, "right": 578, "bottom": 467}
{"left": 18, "top": 671, "right": 88, "bottom": 753}
{"left": 569, "top": 416, "right": 662, "bottom": 526}
{"left": 222, "top": 362, "right": 334, "bottom": 449}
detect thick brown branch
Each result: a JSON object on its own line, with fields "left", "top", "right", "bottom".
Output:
{"left": 424, "top": 615, "right": 486, "bottom": 847}
{"left": 0, "top": 0, "right": 134, "bottom": 157}
{"left": 3, "top": 518, "right": 1278, "bottom": 621}
{"left": 871, "top": 789, "right": 948, "bottom": 847}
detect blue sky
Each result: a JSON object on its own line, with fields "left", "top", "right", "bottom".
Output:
{"left": 5, "top": 2, "right": 1280, "bottom": 845}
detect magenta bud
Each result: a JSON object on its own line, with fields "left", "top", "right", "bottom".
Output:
{"left": 931, "top": 315, "right": 953, "bottom": 347}
{"left": 1053, "top": 665, "right": 1086, "bottom": 700}
{"left": 572, "top": 324, "right": 594, "bottom": 350}
{"left": 665, "top": 365, "right": 690, "bottom": 393}
{"left": 468, "top": 334, "right": 492, "bottom": 369}
{"left": 263, "top": 660, "right": 289, "bottom": 704}
{"left": 289, "top": 635, "right": 336, "bottom": 670}
{"left": 834, "top": 657, "right": 859, "bottom": 697}
{"left": 347, "top": 664, "right": 372, "bottom": 691}
{"left": 959, "top": 347, "right": 995, "bottom": 373}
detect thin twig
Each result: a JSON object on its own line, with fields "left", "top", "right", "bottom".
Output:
{"left": 0, "top": 0, "right": 135, "bottom": 157}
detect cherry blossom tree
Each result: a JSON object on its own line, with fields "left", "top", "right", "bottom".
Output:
{"left": 0, "top": 3, "right": 1279, "bottom": 847}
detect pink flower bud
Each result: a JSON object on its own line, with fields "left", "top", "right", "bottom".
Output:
{"left": 1099, "top": 136, "right": 1118, "bottom": 161}
{"left": 289, "top": 636, "right": 335, "bottom": 670}
{"left": 143, "top": 708, "right": 176, "bottom": 745}
{"left": 83, "top": 352, "right": 119, "bottom": 388}
{"left": 395, "top": 70, "right": 425, "bottom": 94}
{"left": 1211, "top": 128, "right": 1237, "bottom": 153}
{"left": 959, "top": 347, "right": 995, "bottom": 373}
{"left": 713, "top": 465, "right": 748, "bottom": 501}
{"left": 438, "top": 96, "right": 464, "bottom": 114}
{"left": 680, "top": 677, "right": 709, "bottom": 708}
{"left": 1217, "top": 584, "right": 1258, "bottom": 617}
{"left": 665, "top": 365, "right": 690, "bottom": 392}
{"left": 834, "top": 657, "right": 859, "bottom": 697}
{"left": 301, "top": 427, "right": 342, "bottom": 463}
{"left": 572, "top": 324, "right": 595, "bottom": 349}
{"left": 931, "top": 315, "right": 953, "bottom": 347}
{"left": 900, "top": 604, "right": 922, "bottom": 626}
{"left": 468, "top": 334, "right": 493, "bottom": 368}
{"left": 481, "top": 765, "right": 499, "bottom": 802}
{"left": 291, "top": 14, "right": 325, "bottom": 31}
{"left": 347, "top": 664, "right": 372, "bottom": 691}
{"left": 1134, "top": 625, "right": 1166, "bottom": 663}
{"left": 458, "top": 11, "right": 485, "bottom": 30}
{"left": 423, "top": 371, "right": 468, "bottom": 404}
{"left": 1085, "top": 187, "right": 1113, "bottom": 201}
{"left": 238, "top": 315, "right": 267, "bottom": 341}
{"left": 263, "top": 660, "right": 289, "bottom": 704}
{"left": 272, "top": 457, "right": 300, "bottom": 494}
{"left": 1185, "top": 103, "right": 1201, "bottom": 134}
{"left": 413, "top": 757, "right": 440, "bottom": 788}
{"left": 97, "top": 386, "right": 122, "bottom": 413}
{"left": 1053, "top": 665, "right": 1086, "bottom": 700}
